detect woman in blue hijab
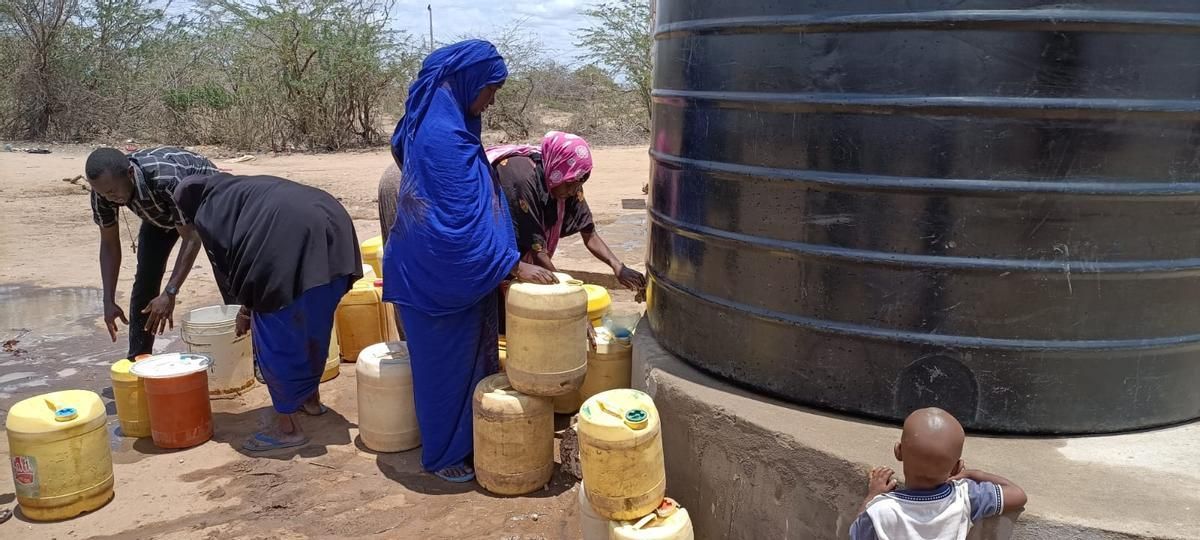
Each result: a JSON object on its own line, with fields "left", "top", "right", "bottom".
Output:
{"left": 384, "top": 40, "right": 554, "bottom": 482}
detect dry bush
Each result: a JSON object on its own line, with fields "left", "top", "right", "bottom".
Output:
{"left": 465, "top": 20, "right": 649, "bottom": 146}
{"left": 0, "top": 0, "right": 420, "bottom": 149}
{"left": 0, "top": 0, "right": 651, "bottom": 149}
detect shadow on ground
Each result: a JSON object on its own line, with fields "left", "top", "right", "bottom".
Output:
{"left": 356, "top": 434, "right": 577, "bottom": 500}
{"left": 207, "top": 406, "right": 355, "bottom": 460}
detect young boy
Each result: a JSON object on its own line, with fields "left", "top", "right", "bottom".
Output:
{"left": 849, "top": 408, "right": 1028, "bottom": 540}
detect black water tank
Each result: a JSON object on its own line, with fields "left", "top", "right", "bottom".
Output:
{"left": 647, "top": 1, "right": 1200, "bottom": 434}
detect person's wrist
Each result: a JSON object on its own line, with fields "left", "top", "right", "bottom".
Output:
{"left": 164, "top": 284, "right": 179, "bottom": 298}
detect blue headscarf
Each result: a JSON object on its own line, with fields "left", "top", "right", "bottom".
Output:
{"left": 383, "top": 40, "right": 518, "bottom": 315}
{"left": 390, "top": 39, "right": 508, "bottom": 166}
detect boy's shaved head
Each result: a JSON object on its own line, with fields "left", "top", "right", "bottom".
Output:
{"left": 895, "top": 407, "right": 966, "bottom": 489}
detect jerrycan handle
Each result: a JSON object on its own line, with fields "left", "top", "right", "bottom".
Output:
{"left": 598, "top": 400, "right": 650, "bottom": 431}
{"left": 631, "top": 497, "right": 680, "bottom": 530}
{"left": 44, "top": 399, "right": 79, "bottom": 422}
{"left": 631, "top": 513, "right": 657, "bottom": 530}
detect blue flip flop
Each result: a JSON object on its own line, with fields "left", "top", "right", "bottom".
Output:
{"left": 433, "top": 463, "right": 476, "bottom": 483}
{"left": 242, "top": 431, "right": 309, "bottom": 453}
{"left": 301, "top": 403, "right": 329, "bottom": 416}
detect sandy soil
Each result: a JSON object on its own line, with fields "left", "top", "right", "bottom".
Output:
{"left": 0, "top": 144, "right": 651, "bottom": 539}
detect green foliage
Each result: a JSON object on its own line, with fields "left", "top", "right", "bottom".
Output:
{"left": 575, "top": 0, "right": 652, "bottom": 123}
{"left": 460, "top": 19, "right": 646, "bottom": 144}
{"left": 196, "top": 0, "right": 417, "bottom": 149}
{"left": 161, "top": 84, "right": 235, "bottom": 112}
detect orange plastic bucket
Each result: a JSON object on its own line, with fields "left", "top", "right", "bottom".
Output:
{"left": 131, "top": 353, "right": 214, "bottom": 449}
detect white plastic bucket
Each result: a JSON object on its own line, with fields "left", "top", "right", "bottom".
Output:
{"left": 578, "top": 482, "right": 611, "bottom": 540}
{"left": 181, "top": 305, "right": 255, "bottom": 398}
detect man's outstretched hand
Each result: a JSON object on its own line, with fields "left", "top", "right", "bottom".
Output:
{"left": 104, "top": 301, "right": 128, "bottom": 342}
{"left": 142, "top": 293, "right": 176, "bottom": 335}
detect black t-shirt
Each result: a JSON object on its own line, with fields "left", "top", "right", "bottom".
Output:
{"left": 494, "top": 154, "right": 594, "bottom": 257}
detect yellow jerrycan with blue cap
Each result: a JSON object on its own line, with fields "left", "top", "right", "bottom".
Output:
{"left": 578, "top": 388, "right": 666, "bottom": 520}
{"left": 6, "top": 390, "right": 114, "bottom": 521}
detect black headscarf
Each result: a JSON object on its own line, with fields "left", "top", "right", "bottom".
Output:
{"left": 175, "top": 173, "right": 362, "bottom": 312}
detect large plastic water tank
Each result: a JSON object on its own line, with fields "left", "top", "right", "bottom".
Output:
{"left": 647, "top": 1, "right": 1200, "bottom": 434}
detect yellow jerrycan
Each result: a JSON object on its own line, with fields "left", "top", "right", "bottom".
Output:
{"left": 361, "top": 235, "right": 384, "bottom": 278}
{"left": 110, "top": 359, "right": 151, "bottom": 437}
{"left": 554, "top": 326, "right": 634, "bottom": 414}
{"left": 335, "top": 278, "right": 389, "bottom": 362}
{"left": 473, "top": 373, "right": 555, "bottom": 495}
{"left": 6, "top": 390, "right": 114, "bottom": 521}
{"left": 322, "top": 322, "right": 341, "bottom": 382}
{"left": 583, "top": 284, "right": 611, "bottom": 326}
{"left": 505, "top": 276, "right": 588, "bottom": 397}
{"left": 578, "top": 388, "right": 666, "bottom": 520}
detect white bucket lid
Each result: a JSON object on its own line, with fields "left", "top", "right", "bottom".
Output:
{"left": 131, "top": 353, "right": 213, "bottom": 378}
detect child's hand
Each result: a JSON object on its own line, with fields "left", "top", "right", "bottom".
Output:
{"left": 867, "top": 466, "right": 899, "bottom": 498}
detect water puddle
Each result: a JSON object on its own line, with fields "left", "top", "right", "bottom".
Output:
{"left": 0, "top": 284, "right": 196, "bottom": 463}
{"left": 0, "top": 284, "right": 105, "bottom": 340}
{"left": 0, "top": 284, "right": 122, "bottom": 410}
{"left": 606, "top": 212, "right": 647, "bottom": 255}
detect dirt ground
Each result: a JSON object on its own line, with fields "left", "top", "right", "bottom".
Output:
{"left": 0, "top": 144, "right": 652, "bottom": 539}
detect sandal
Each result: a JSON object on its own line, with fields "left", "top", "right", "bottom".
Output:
{"left": 433, "top": 463, "right": 476, "bottom": 483}
{"left": 242, "top": 431, "right": 309, "bottom": 453}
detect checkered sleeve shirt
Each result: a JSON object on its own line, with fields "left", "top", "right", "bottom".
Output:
{"left": 90, "top": 147, "right": 221, "bottom": 229}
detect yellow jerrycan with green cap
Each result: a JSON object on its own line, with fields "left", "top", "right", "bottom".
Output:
{"left": 6, "top": 390, "right": 114, "bottom": 521}
{"left": 578, "top": 388, "right": 666, "bottom": 520}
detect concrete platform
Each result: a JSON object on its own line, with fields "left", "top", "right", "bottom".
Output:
{"left": 632, "top": 321, "right": 1200, "bottom": 540}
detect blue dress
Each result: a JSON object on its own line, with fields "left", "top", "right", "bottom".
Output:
{"left": 383, "top": 40, "right": 518, "bottom": 472}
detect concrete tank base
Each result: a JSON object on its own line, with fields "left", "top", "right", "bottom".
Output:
{"left": 632, "top": 321, "right": 1200, "bottom": 540}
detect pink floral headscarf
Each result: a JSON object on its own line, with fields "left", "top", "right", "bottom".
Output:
{"left": 486, "top": 131, "right": 593, "bottom": 257}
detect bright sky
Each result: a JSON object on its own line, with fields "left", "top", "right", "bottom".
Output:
{"left": 391, "top": 0, "right": 592, "bottom": 60}
{"left": 165, "top": 1, "right": 596, "bottom": 61}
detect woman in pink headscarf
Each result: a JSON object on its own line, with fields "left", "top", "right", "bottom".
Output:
{"left": 487, "top": 131, "right": 646, "bottom": 294}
